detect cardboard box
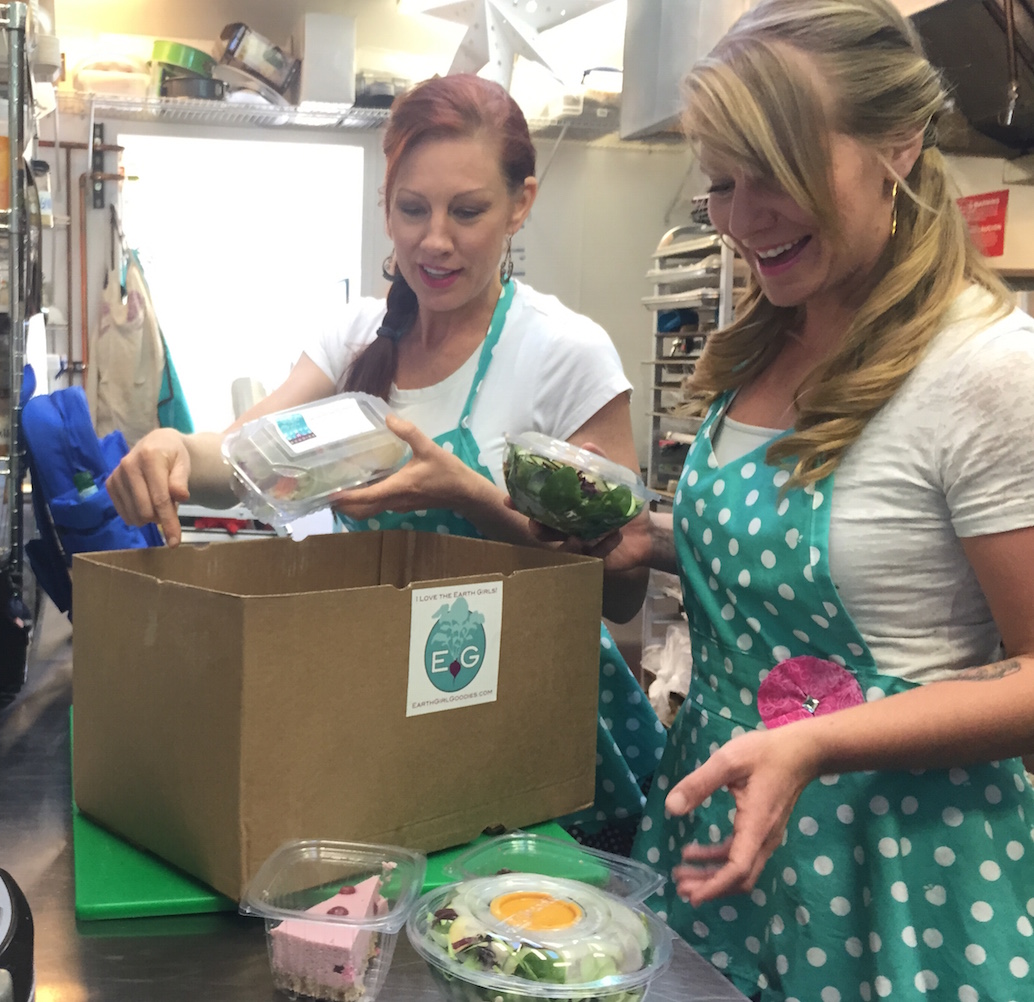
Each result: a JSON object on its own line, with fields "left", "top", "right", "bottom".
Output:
{"left": 72, "top": 531, "right": 602, "bottom": 901}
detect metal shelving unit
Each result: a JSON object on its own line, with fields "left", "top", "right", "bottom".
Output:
{"left": 0, "top": 1, "right": 37, "bottom": 706}
{"left": 641, "top": 219, "right": 740, "bottom": 500}
{"left": 55, "top": 91, "right": 627, "bottom": 142}
{"left": 56, "top": 91, "right": 393, "bottom": 131}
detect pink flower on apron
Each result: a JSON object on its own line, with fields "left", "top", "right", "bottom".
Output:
{"left": 757, "top": 655, "right": 864, "bottom": 729}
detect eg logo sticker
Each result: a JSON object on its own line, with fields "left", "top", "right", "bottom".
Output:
{"left": 424, "top": 596, "right": 486, "bottom": 693}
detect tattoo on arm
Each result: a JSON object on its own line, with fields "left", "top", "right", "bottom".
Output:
{"left": 955, "top": 658, "right": 1023, "bottom": 682}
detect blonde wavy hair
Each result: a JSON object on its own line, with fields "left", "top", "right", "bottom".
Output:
{"left": 683, "top": 0, "right": 1013, "bottom": 488}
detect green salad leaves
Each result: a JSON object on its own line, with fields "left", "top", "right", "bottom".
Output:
{"left": 503, "top": 447, "right": 645, "bottom": 540}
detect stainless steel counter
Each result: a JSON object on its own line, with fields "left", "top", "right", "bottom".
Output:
{"left": 0, "top": 603, "right": 748, "bottom": 1002}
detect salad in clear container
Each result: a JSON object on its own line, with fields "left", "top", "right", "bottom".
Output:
{"left": 503, "top": 433, "right": 655, "bottom": 540}
{"left": 407, "top": 873, "right": 672, "bottom": 1002}
{"left": 222, "top": 392, "right": 411, "bottom": 529}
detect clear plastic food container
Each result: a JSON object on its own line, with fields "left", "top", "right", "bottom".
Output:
{"left": 503, "top": 432, "right": 655, "bottom": 540}
{"left": 222, "top": 393, "right": 411, "bottom": 528}
{"left": 240, "top": 839, "right": 427, "bottom": 1002}
{"left": 407, "top": 873, "right": 673, "bottom": 1002}
{"left": 441, "top": 832, "right": 664, "bottom": 903}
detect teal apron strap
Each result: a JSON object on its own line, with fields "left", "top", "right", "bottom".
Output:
{"left": 455, "top": 278, "right": 514, "bottom": 430}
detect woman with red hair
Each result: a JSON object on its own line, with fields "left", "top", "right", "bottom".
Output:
{"left": 109, "top": 73, "right": 663, "bottom": 849}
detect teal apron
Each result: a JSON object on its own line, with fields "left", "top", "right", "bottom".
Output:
{"left": 633, "top": 393, "right": 1034, "bottom": 1001}
{"left": 339, "top": 280, "right": 665, "bottom": 835}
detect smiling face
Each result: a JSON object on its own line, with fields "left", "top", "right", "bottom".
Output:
{"left": 385, "top": 135, "right": 535, "bottom": 320}
{"left": 703, "top": 132, "right": 894, "bottom": 313}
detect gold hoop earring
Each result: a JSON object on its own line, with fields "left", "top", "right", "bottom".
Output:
{"left": 890, "top": 182, "right": 899, "bottom": 239}
{"left": 500, "top": 234, "right": 514, "bottom": 284}
{"left": 382, "top": 251, "right": 396, "bottom": 281}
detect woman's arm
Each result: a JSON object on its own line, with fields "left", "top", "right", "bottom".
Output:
{"left": 107, "top": 354, "right": 335, "bottom": 544}
{"left": 666, "top": 522, "right": 1034, "bottom": 904}
{"left": 566, "top": 392, "right": 650, "bottom": 624}
{"left": 329, "top": 393, "right": 656, "bottom": 622}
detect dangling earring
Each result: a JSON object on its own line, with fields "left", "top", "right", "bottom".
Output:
{"left": 382, "top": 250, "right": 396, "bottom": 281}
{"left": 890, "top": 182, "right": 899, "bottom": 239}
{"left": 500, "top": 234, "right": 514, "bottom": 284}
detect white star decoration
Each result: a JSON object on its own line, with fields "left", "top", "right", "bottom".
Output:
{"left": 400, "top": 0, "right": 617, "bottom": 91}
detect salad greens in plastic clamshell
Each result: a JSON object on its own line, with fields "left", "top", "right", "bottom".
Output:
{"left": 407, "top": 873, "right": 673, "bottom": 1002}
{"left": 503, "top": 432, "right": 656, "bottom": 540}
{"left": 222, "top": 392, "right": 412, "bottom": 529}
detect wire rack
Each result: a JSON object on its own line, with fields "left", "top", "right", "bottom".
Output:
{"left": 57, "top": 93, "right": 652, "bottom": 142}
{"left": 57, "top": 92, "right": 393, "bottom": 131}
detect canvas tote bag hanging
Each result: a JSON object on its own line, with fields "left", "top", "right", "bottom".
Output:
{"left": 85, "top": 254, "right": 164, "bottom": 446}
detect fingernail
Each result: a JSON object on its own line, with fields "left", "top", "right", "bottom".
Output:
{"left": 666, "top": 791, "right": 688, "bottom": 814}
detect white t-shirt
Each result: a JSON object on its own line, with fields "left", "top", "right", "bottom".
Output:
{"left": 713, "top": 286, "right": 1034, "bottom": 683}
{"left": 303, "top": 280, "right": 632, "bottom": 486}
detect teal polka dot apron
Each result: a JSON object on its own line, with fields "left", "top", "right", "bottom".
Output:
{"left": 633, "top": 393, "right": 1034, "bottom": 1002}
{"left": 339, "top": 280, "right": 665, "bottom": 835}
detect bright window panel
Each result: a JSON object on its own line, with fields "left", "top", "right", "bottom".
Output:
{"left": 118, "top": 134, "right": 363, "bottom": 431}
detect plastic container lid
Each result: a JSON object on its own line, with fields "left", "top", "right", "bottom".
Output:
{"left": 503, "top": 431, "right": 657, "bottom": 539}
{"left": 240, "top": 838, "right": 427, "bottom": 932}
{"left": 240, "top": 839, "right": 428, "bottom": 1002}
{"left": 441, "top": 832, "right": 664, "bottom": 903}
{"left": 222, "top": 392, "right": 412, "bottom": 529}
{"left": 407, "top": 873, "right": 673, "bottom": 1002}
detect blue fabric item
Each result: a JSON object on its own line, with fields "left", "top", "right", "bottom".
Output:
{"left": 21, "top": 371, "right": 163, "bottom": 619}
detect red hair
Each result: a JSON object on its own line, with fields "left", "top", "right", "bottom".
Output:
{"left": 383, "top": 73, "right": 537, "bottom": 211}
{"left": 343, "top": 75, "right": 536, "bottom": 400}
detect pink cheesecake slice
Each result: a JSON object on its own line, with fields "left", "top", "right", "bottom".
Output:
{"left": 269, "top": 875, "right": 386, "bottom": 1001}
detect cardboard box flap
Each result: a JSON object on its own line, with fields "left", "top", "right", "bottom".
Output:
{"left": 75, "top": 531, "right": 598, "bottom": 596}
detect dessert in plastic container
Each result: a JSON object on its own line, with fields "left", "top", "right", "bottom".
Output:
{"left": 222, "top": 392, "right": 412, "bottom": 529}
{"left": 240, "top": 839, "right": 427, "bottom": 1002}
{"left": 441, "top": 832, "right": 664, "bottom": 903}
{"left": 503, "top": 432, "right": 656, "bottom": 539}
{"left": 407, "top": 873, "right": 673, "bottom": 1002}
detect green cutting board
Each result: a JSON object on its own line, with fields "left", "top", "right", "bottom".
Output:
{"left": 71, "top": 710, "right": 575, "bottom": 921}
{"left": 72, "top": 805, "right": 575, "bottom": 922}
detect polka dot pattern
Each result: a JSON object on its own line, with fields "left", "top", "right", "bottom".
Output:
{"left": 631, "top": 392, "right": 1034, "bottom": 1002}
{"left": 559, "top": 621, "right": 665, "bottom": 836}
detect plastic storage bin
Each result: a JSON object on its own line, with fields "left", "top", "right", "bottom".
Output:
{"left": 407, "top": 872, "right": 673, "bottom": 1002}
{"left": 222, "top": 392, "right": 412, "bottom": 528}
{"left": 503, "top": 432, "right": 656, "bottom": 539}
{"left": 441, "top": 832, "right": 664, "bottom": 902}
{"left": 240, "top": 839, "right": 427, "bottom": 1002}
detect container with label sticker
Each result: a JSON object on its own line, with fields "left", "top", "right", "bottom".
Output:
{"left": 221, "top": 392, "right": 412, "bottom": 528}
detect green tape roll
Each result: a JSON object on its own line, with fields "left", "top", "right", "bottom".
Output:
{"left": 151, "top": 40, "right": 215, "bottom": 78}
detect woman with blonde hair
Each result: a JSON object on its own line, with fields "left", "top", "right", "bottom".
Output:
{"left": 589, "top": 0, "right": 1034, "bottom": 998}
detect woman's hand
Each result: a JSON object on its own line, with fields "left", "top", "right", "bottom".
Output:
{"left": 106, "top": 428, "right": 193, "bottom": 546}
{"left": 509, "top": 495, "right": 659, "bottom": 573}
{"left": 329, "top": 413, "right": 483, "bottom": 520}
{"left": 666, "top": 724, "right": 821, "bottom": 904}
